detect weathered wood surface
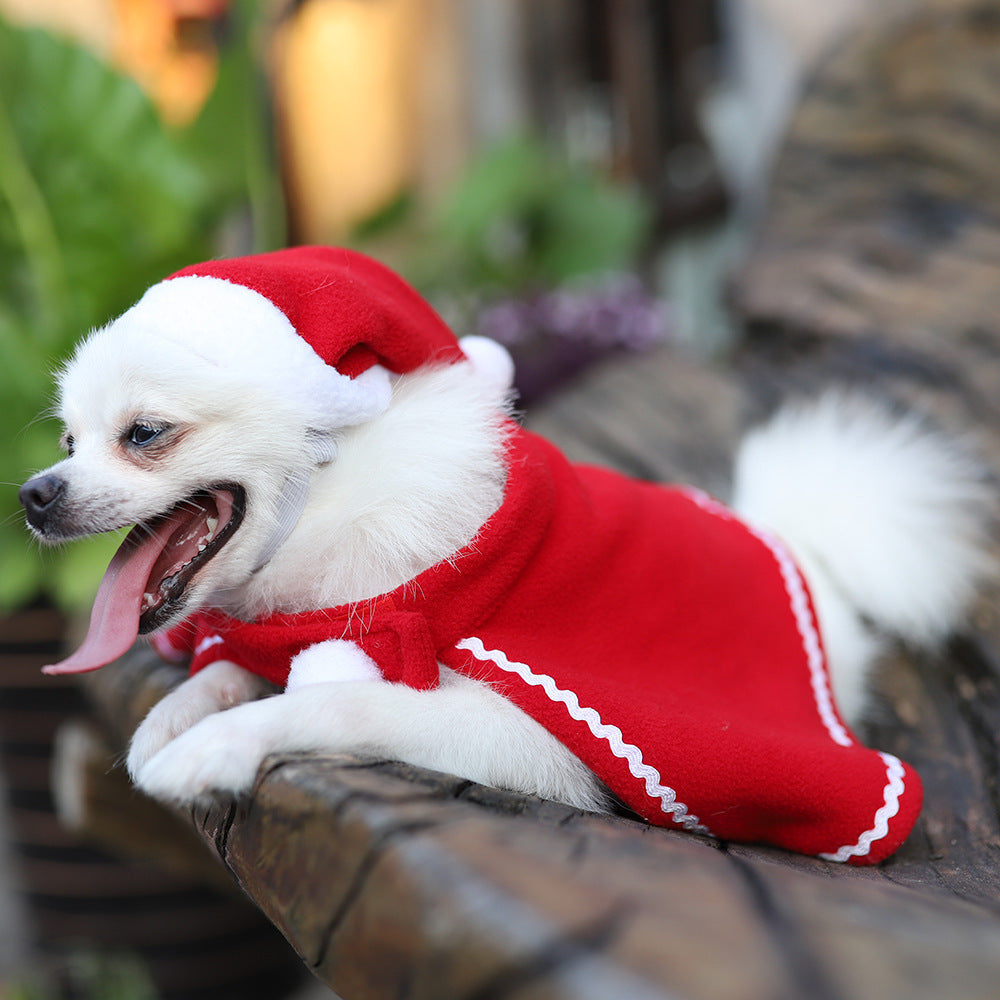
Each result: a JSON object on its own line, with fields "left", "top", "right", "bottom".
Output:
{"left": 732, "top": 0, "right": 1000, "bottom": 467}
{"left": 75, "top": 4, "right": 1000, "bottom": 997}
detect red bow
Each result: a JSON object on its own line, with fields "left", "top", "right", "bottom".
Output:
{"left": 159, "top": 595, "right": 440, "bottom": 690}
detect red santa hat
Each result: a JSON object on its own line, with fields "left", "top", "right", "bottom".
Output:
{"left": 109, "top": 246, "right": 511, "bottom": 429}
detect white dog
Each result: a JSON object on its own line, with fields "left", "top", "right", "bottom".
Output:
{"left": 19, "top": 248, "right": 993, "bottom": 863}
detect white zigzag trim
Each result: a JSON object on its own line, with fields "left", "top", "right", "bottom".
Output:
{"left": 683, "top": 489, "right": 907, "bottom": 861}
{"left": 682, "top": 488, "right": 852, "bottom": 748}
{"left": 750, "top": 523, "right": 852, "bottom": 748}
{"left": 818, "top": 753, "right": 906, "bottom": 862}
{"left": 194, "top": 634, "right": 224, "bottom": 657}
{"left": 456, "top": 636, "right": 710, "bottom": 834}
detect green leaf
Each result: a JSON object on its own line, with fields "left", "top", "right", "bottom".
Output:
{"left": 399, "top": 136, "right": 650, "bottom": 298}
{"left": 0, "top": 14, "right": 279, "bottom": 613}
{"left": 177, "top": 0, "right": 286, "bottom": 250}
{"left": 0, "top": 528, "right": 44, "bottom": 610}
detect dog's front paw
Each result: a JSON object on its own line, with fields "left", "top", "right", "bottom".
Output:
{"left": 127, "top": 661, "right": 266, "bottom": 781}
{"left": 127, "top": 706, "right": 195, "bottom": 781}
{"left": 134, "top": 709, "right": 270, "bottom": 805}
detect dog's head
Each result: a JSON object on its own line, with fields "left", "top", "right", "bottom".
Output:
{"left": 20, "top": 249, "right": 513, "bottom": 675}
{"left": 20, "top": 301, "right": 366, "bottom": 672}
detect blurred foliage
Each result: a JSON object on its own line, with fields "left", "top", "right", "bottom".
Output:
{"left": 8, "top": 948, "right": 157, "bottom": 1000}
{"left": 0, "top": 7, "right": 282, "bottom": 614}
{"left": 355, "top": 136, "right": 656, "bottom": 403}
{"left": 359, "top": 136, "right": 651, "bottom": 306}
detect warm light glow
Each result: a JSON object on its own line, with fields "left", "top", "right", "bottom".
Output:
{"left": 112, "top": 0, "right": 218, "bottom": 125}
{"left": 273, "top": 0, "right": 423, "bottom": 240}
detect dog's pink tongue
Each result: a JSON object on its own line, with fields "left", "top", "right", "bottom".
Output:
{"left": 43, "top": 516, "right": 181, "bottom": 675}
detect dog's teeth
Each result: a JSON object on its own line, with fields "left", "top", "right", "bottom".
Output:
{"left": 205, "top": 516, "right": 218, "bottom": 541}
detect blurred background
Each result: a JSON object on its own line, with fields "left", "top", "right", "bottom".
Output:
{"left": 0, "top": 0, "right": 890, "bottom": 996}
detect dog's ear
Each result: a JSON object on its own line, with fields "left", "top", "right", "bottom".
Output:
{"left": 305, "top": 430, "right": 338, "bottom": 465}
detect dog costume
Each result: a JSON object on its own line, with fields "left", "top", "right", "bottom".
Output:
{"left": 138, "top": 246, "right": 923, "bottom": 865}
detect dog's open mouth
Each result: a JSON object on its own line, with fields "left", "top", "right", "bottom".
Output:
{"left": 135, "top": 486, "right": 245, "bottom": 633}
{"left": 43, "top": 485, "right": 245, "bottom": 675}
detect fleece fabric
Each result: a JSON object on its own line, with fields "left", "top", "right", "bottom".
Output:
{"left": 157, "top": 425, "right": 923, "bottom": 865}
{"left": 169, "top": 246, "right": 466, "bottom": 378}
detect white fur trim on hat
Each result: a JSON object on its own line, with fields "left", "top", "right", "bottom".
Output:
{"left": 113, "top": 275, "right": 392, "bottom": 429}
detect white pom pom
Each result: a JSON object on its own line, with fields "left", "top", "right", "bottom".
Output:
{"left": 285, "top": 639, "right": 382, "bottom": 691}
{"left": 459, "top": 336, "right": 515, "bottom": 396}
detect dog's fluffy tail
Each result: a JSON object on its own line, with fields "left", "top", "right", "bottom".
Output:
{"left": 731, "top": 393, "right": 995, "bottom": 647}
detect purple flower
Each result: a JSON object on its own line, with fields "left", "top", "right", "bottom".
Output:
{"left": 474, "top": 275, "right": 671, "bottom": 405}
{"left": 477, "top": 275, "right": 670, "bottom": 352}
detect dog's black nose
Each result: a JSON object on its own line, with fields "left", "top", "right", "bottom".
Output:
{"left": 20, "top": 474, "right": 66, "bottom": 529}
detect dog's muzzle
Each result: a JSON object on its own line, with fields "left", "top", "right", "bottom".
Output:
{"left": 20, "top": 474, "right": 66, "bottom": 534}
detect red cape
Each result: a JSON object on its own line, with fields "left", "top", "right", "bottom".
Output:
{"left": 157, "top": 425, "right": 922, "bottom": 863}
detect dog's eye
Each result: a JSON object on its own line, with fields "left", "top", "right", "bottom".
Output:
{"left": 127, "top": 423, "right": 162, "bottom": 447}
{"left": 64, "top": 435, "right": 75, "bottom": 457}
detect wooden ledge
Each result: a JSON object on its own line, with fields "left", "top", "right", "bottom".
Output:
{"left": 188, "top": 749, "right": 1000, "bottom": 1000}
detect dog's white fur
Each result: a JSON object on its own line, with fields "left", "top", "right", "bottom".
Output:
{"left": 732, "top": 395, "right": 994, "bottom": 723}
{"left": 41, "top": 328, "right": 994, "bottom": 810}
